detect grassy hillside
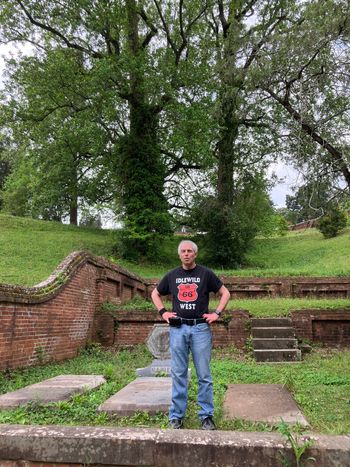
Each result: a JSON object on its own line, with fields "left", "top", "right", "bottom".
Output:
{"left": 0, "top": 213, "right": 349, "bottom": 286}
{"left": 0, "top": 214, "right": 116, "bottom": 286}
{"left": 232, "top": 227, "right": 350, "bottom": 277}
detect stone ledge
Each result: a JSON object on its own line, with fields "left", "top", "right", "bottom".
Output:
{"left": 0, "top": 425, "right": 349, "bottom": 466}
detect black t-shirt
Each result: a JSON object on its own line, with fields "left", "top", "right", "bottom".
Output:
{"left": 156, "top": 264, "right": 222, "bottom": 319}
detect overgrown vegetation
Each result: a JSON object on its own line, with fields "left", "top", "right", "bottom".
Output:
{"left": 0, "top": 345, "right": 349, "bottom": 435}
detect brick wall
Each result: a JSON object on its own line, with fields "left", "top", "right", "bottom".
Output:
{"left": 148, "top": 277, "right": 350, "bottom": 299}
{"left": 93, "top": 309, "right": 251, "bottom": 349}
{"left": 291, "top": 308, "right": 350, "bottom": 346}
{"left": 1, "top": 249, "right": 350, "bottom": 371}
{"left": 0, "top": 252, "right": 148, "bottom": 371}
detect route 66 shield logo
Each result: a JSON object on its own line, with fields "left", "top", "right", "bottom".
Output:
{"left": 177, "top": 283, "right": 198, "bottom": 302}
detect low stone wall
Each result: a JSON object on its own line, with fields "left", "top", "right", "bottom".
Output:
{"left": 93, "top": 309, "right": 251, "bottom": 349}
{"left": 0, "top": 425, "right": 349, "bottom": 467}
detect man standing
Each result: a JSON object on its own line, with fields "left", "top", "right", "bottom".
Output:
{"left": 151, "top": 240, "right": 230, "bottom": 430}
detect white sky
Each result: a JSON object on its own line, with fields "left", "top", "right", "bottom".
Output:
{"left": 0, "top": 43, "right": 294, "bottom": 208}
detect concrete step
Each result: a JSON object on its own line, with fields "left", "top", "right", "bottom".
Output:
{"left": 252, "top": 327, "right": 295, "bottom": 338}
{"left": 251, "top": 318, "right": 292, "bottom": 327}
{"left": 252, "top": 338, "right": 298, "bottom": 350}
{"left": 254, "top": 349, "right": 302, "bottom": 363}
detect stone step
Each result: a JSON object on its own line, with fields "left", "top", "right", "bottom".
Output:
{"left": 254, "top": 349, "right": 302, "bottom": 363}
{"left": 252, "top": 338, "right": 298, "bottom": 350}
{"left": 252, "top": 327, "right": 295, "bottom": 338}
{"left": 251, "top": 318, "right": 292, "bottom": 328}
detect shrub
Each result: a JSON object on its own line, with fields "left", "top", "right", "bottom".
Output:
{"left": 317, "top": 208, "right": 347, "bottom": 238}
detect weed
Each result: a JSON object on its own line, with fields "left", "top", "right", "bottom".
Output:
{"left": 34, "top": 345, "right": 47, "bottom": 364}
{"left": 103, "top": 364, "right": 116, "bottom": 381}
{"left": 278, "top": 421, "right": 315, "bottom": 467}
{"left": 222, "top": 314, "right": 232, "bottom": 329}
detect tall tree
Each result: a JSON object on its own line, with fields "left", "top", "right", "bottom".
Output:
{"left": 0, "top": 0, "right": 210, "bottom": 256}
{"left": 193, "top": 0, "right": 289, "bottom": 266}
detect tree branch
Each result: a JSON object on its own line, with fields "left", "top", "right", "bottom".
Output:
{"left": 15, "top": 0, "right": 103, "bottom": 58}
{"left": 139, "top": 7, "right": 158, "bottom": 48}
{"left": 265, "top": 86, "right": 350, "bottom": 190}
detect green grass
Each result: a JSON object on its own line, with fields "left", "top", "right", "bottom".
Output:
{"left": 0, "top": 213, "right": 349, "bottom": 285}
{"left": 224, "top": 298, "right": 350, "bottom": 317}
{"left": 105, "top": 296, "right": 350, "bottom": 317}
{"left": 0, "top": 345, "right": 349, "bottom": 435}
{"left": 0, "top": 214, "right": 116, "bottom": 286}
{"left": 240, "top": 228, "right": 350, "bottom": 277}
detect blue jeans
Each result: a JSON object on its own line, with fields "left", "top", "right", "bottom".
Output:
{"left": 169, "top": 323, "right": 213, "bottom": 421}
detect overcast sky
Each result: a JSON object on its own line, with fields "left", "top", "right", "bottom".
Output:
{"left": 0, "top": 43, "right": 295, "bottom": 208}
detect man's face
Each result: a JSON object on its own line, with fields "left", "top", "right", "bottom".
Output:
{"left": 179, "top": 242, "right": 197, "bottom": 269}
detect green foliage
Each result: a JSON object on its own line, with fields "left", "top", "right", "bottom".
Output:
{"left": 192, "top": 175, "right": 275, "bottom": 268}
{"left": 1, "top": 49, "right": 112, "bottom": 223}
{"left": 116, "top": 108, "right": 171, "bottom": 260}
{"left": 259, "top": 213, "right": 289, "bottom": 237}
{"left": 0, "top": 0, "right": 212, "bottom": 254}
{"left": 316, "top": 208, "right": 348, "bottom": 239}
{"left": 278, "top": 421, "right": 315, "bottom": 467}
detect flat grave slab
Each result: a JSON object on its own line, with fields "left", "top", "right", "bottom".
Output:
{"left": 136, "top": 358, "right": 172, "bottom": 377}
{"left": 98, "top": 377, "right": 171, "bottom": 416}
{"left": 223, "top": 384, "right": 308, "bottom": 426}
{"left": 0, "top": 375, "right": 106, "bottom": 409}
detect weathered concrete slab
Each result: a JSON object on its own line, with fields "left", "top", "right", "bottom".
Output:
{"left": 98, "top": 377, "right": 171, "bottom": 416}
{"left": 0, "top": 375, "right": 106, "bottom": 409}
{"left": 1, "top": 425, "right": 350, "bottom": 467}
{"left": 223, "top": 384, "right": 308, "bottom": 426}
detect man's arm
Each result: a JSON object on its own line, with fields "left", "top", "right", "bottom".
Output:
{"left": 203, "top": 285, "right": 231, "bottom": 324}
{"left": 151, "top": 287, "right": 177, "bottom": 323}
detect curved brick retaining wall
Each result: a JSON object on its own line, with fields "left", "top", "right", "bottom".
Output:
{"left": 0, "top": 251, "right": 148, "bottom": 371}
{"left": 1, "top": 250, "right": 350, "bottom": 371}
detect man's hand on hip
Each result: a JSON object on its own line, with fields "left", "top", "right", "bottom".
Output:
{"left": 203, "top": 313, "right": 220, "bottom": 324}
{"left": 162, "top": 311, "right": 177, "bottom": 323}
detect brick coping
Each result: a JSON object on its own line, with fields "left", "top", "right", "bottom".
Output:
{"left": 0, "top": 250, "right": 148, "bottom": 304}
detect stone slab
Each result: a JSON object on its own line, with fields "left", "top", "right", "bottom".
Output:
{"left": 223, "top": 384, "right": 308, "bottom": 426}
{"left": 0, "top": 375, "right": 106, "bottom": 409}
{"left": 136, "top": 359, "right": 172, "bottom": 377}
{"left": 1, "top": 425, "right": 350, "bottom": 467}
{"left": 98, "top": 377, "right": 171, "bottom": 416}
